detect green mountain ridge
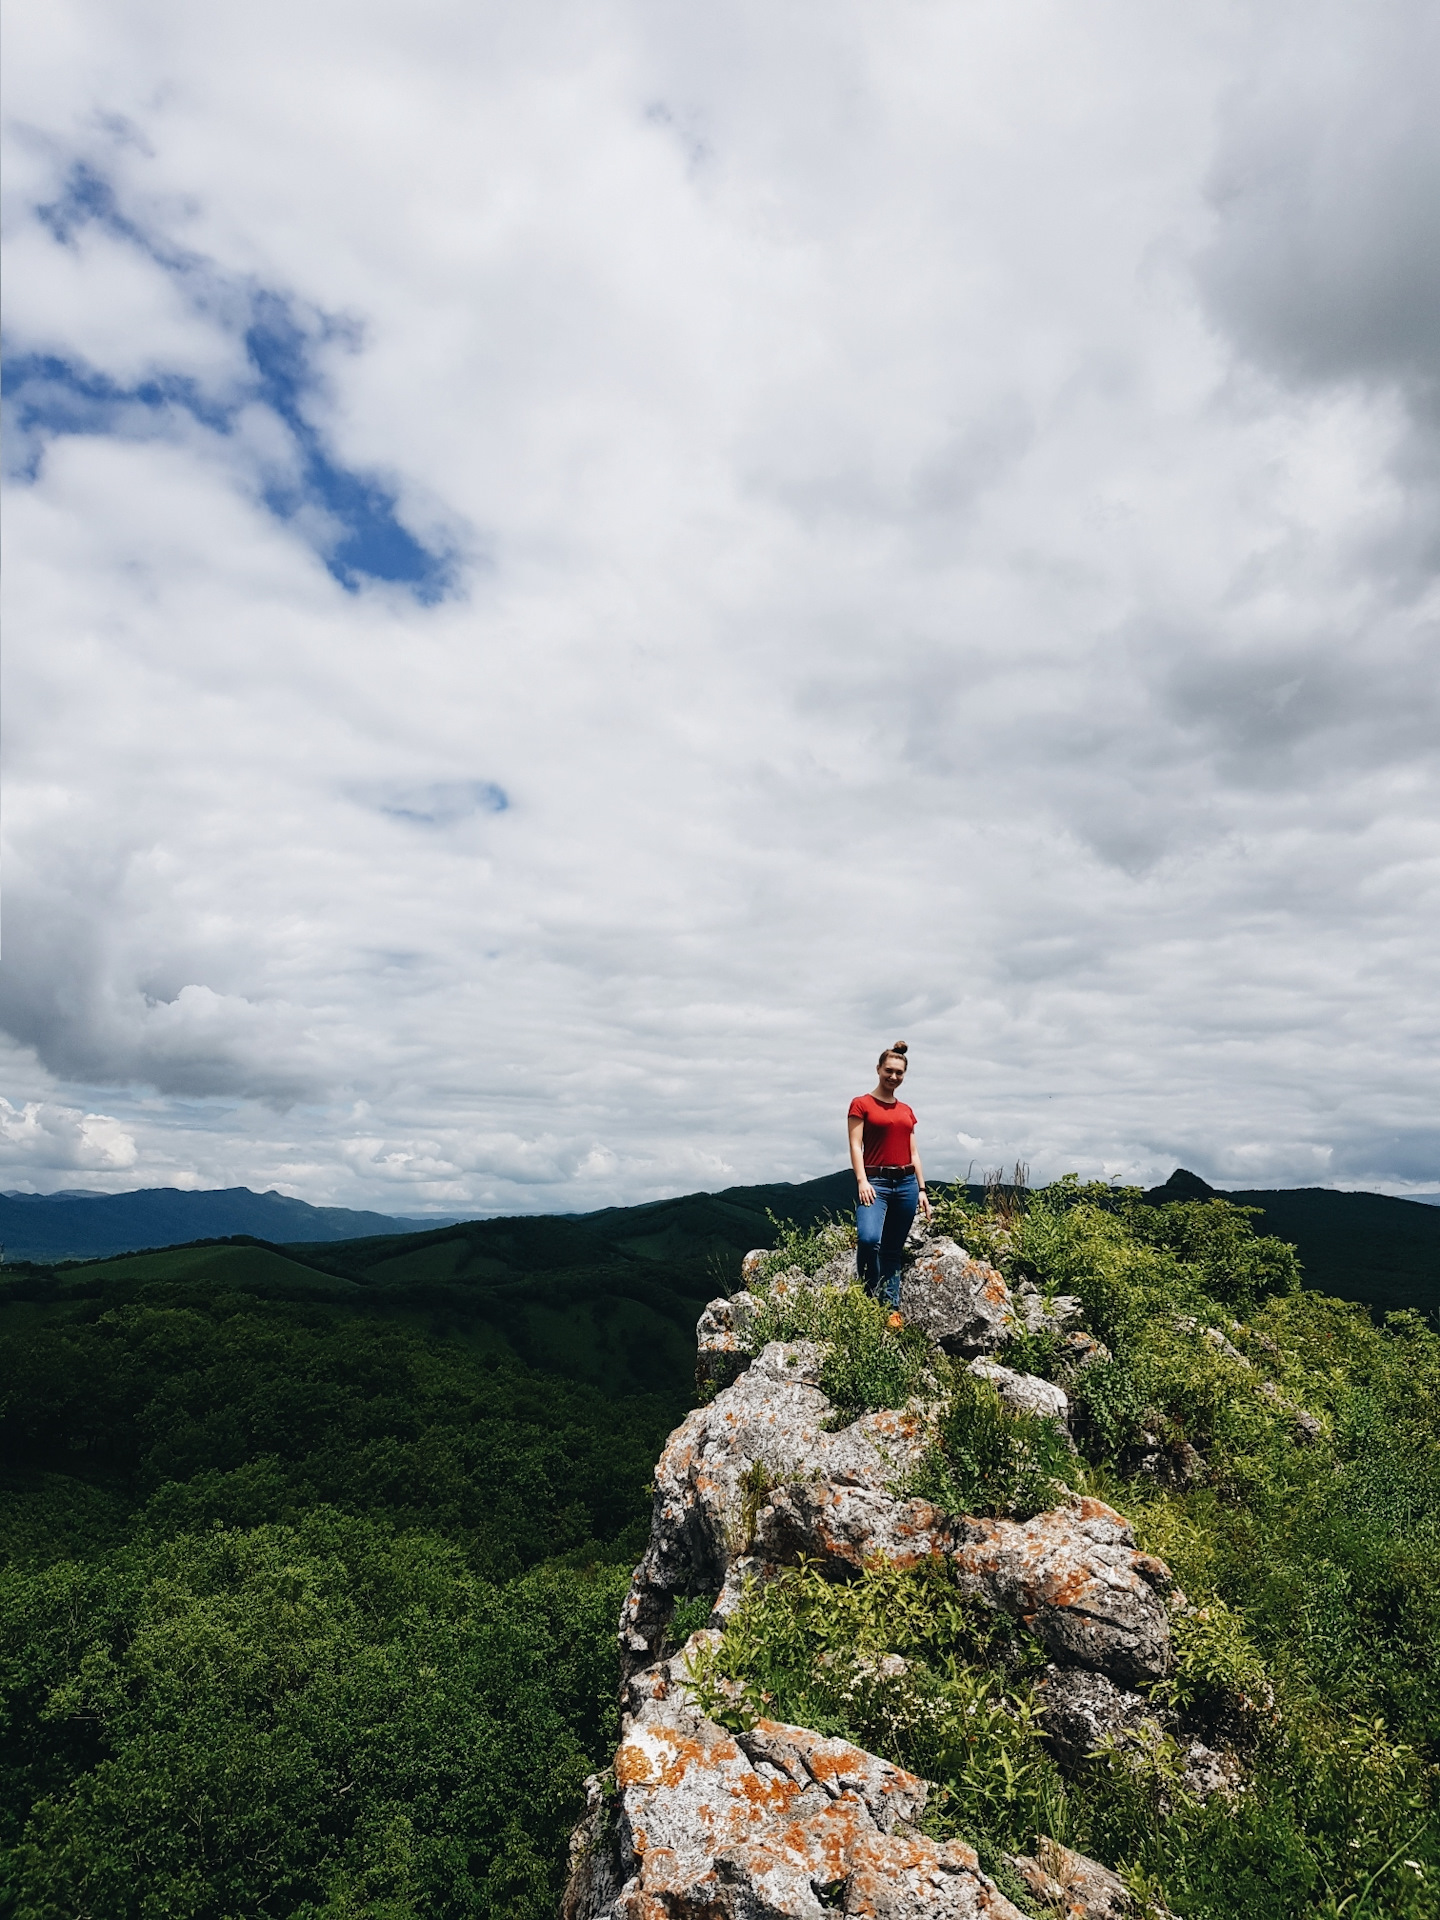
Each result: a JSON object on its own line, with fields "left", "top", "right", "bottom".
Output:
{"left": 3, "top": 1173, "right": 1432, "bottom": 1404}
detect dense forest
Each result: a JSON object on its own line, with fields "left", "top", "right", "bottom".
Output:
{"left": 0, "top": 1176, "right": 1435, "bottom": 1916}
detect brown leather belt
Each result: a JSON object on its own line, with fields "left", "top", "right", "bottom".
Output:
{"left": 863, "top": 1164, "right": 914, "bottom": 1176}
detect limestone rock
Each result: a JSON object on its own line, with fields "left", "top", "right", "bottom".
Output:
{"left": 968, "top": 1358, "right": 1072, "bottom": 1431}
{"left": 897, "top": 1237, "right": 1016, "bottom": 1355}
{"left": 740, "top": 1247, "right": 859, "bottom": 1296}
{"left": 1014, "top": 1279, "right": 1085, "bottom": 1336}
{"left": 950, "top": 1499, "right": 1174, "bottom": 1685}
{"left": 1291, "top": 1407, "right": 1324, "bottom": 1445}
{"left": 619, "top": 1343, "right": 933, "bottom": 1675}
{"left": 734, "top": 1721, "right": 927, "bottom": 1831}
{"left": 1009, "top": 1835, "right": 1163, "bottom": 1918}
{"left": 1132, "top": 1438, "right": 1206, "bottom": 1490}
{"left": 624, "top": 1340, "right": 1172, "bottom": 1685}
{"left": 752, "top": 1487, "right": 1172, "bottom": 1687}
{"left": 695, "top": 1293, "right": 763, "bottom": 1396}
{"left": 754, "top": 1483, "right": 956, "bottom": 1580}
{"left": 1036, "top": 1666, "right": 1158, "bottom": 1768}
{"left": 564, "top": 1774, "right": 628, "bottom": 1920}
{"left": 1058, "top": 1330, "right": 1111, "bottom": 1372}
{"left": 1257, "top": 1378, "right": 1325, "bottom": 1445}
{"left": 566, "top": 1639, "right": 1027, "bottom": 1919}
{"left": 1035, "top": 1670, "right": 1241, "bottom": 1804}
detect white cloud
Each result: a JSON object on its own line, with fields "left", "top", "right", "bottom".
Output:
{"left": 0, "top": 1094, "right": 138, "bottom": 1184}
{"left": 1, "top": 0, "right": 1436, "bottom": 1214}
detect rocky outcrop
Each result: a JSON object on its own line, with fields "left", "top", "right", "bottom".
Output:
{"left": 1036, "top": 1666, "right": 1156, "bottom": 1768}
{"left": 694, "top": 1292, "right": 763, "bottom": 1396}
{"left": 621, "top": 1328, "right": 1173, "bottom": 1686}
{"left": 949, "top": 1499, "right": 1174, "bottom": 1685}
{"left": 577, "top": 1227, "right": 1187, "bottom": 1919}
{"left": 898, "top": 1237, "right": 1017, "bottom": 1354}
{"left": 1008, "top": 1835, "right": 1174, "bottom": 1917}
{"left": 566, "top": 1639, "right": 1028, "bottom": 1919}
{"left": 1013, "top": 1279, "right": 1085, "bottom": 1337}
{"left": 620, "top": 1340, "right": 937, "bottom": 1674}
{"left": 968, "top": 1358, "right": 1072, "bottom": 1433}
{"left": 1035, "top": 1667, "right": 1241, "bottom": 1804}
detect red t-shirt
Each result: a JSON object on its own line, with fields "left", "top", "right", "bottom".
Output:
{"left": 848, "top": 1095, "right": 917, "bottom": 1168}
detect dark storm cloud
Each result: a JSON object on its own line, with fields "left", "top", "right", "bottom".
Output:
{"left": 1199, "top": 5, "right": 1440, "bottom": 412}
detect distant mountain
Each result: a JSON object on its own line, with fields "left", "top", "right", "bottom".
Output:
{"left": 0, "top": 1187, "right": 465, "bottom": 1264}
{"left": 1144, "top": 1169, "right": 1439, "bottom": 1314}
{"left": 3, "top": 1166, "right": 1434, "bottom": 1315}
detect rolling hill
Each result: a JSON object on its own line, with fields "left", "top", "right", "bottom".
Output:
{"left": 0, "top": 1185, "right": 462, "bottom": 1264}
{"left": 2, "top": 1170, "right": 1432, "bottom": 1404}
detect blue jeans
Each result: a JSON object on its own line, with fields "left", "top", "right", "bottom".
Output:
{"left": 856, "top": 1168, "right": 919, "bottom": 1309}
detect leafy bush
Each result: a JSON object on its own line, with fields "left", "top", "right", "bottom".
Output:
{"left": 747, "top": 1281, "right": 936, "bottom": 1421}
{"left": 751, "top": 1210, "right": 857, "bottom": 1285}
{"left": 905, "top": 1370, "right": 1075, "bottom": 1520}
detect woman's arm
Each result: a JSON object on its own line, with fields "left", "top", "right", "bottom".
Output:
{"left": 910, "top": 1131, "right": 931, "bottom": 1219}
{"left": 848, "top": 1114, "right": 875, "bottom": 1208}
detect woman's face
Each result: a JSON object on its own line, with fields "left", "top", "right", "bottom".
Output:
{"left": 877, "top": 1056, "right": 907, "bottom": 1094}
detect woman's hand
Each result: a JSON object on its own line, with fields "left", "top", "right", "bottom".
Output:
{"left": 918, "top": 1186, "right": 932, "bottom": 1221}
{"left": 857, "top": 1177, "right": 876, "bottom": 1208}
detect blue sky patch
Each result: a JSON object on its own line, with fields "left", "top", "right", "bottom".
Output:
{"left": 366, "top": 780, "right": 511, "bottom": 825}
{"left": 5, "top": 162, "right": 456, "bottom": 601}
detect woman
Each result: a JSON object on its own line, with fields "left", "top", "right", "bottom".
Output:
{"left": 848, "top": 1042, "right": 930, "bottom": 1310}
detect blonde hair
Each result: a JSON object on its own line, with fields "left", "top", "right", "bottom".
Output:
{"left": 876, "top": 1041, "right": 909, "bottom": 1071}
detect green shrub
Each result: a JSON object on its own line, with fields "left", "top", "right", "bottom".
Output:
{"left": 752, "top": 1211, "right": 857, "bottom": 1285}
{"left": 746, "top": 1282, "right": 936, "bottom": 1421}
{"left": 905, "top": 1371, "right": 1074, "bottom": 1521}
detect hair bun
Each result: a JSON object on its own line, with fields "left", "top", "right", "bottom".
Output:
{"left": 890, "top": 1040, "right": 908, "bottom": 1056}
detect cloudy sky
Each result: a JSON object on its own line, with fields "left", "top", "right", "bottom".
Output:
{"left": 2, "top": 0, "right": 1437, "bottom": 1213}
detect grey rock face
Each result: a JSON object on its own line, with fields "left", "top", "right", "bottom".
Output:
{"left": 1036, "top": 1668, "right": 1242, "bottom": 1804}
{"left": 694, "top": 1292, "right": 763, "bottom": 1396}
{"left": 739, "top": 1247, "right": 857, "bottom": 1294}
{"left": 564, "top": 1636, "right": 1028, "bottom": 1920}
{"left": 1037, "top": 1666, "right": 1159, "bottom": 1768}
{"left": 1132, "top": 1438, "right": 1207, "bottom": 1490}
{"left": 750, "top": 1484, "right": 1173, "bottom": 1687}
{"left": 753, "top": 1482, "right": 957, "bottom": 1578}
{"left": 1009, "top": 1835, "right": 1173, "bottom": 1918}
{"left": 1059, "top": 1329, "right": 1111, "bottom": 1372}
{"left": 898, "top": 1237, "right": 1017, "bottom": 1355}
{"left": 594, "top": 1270, "right": 1188, "bottom": 1916}
{"left": 619, "top": 1342, "right": 934, "bottom": 1676}
{"left": 1013, "top": 1278, "right": 1085, "bottom": 1335}
{"left": 622, "top": 1334, "right": 1173, "bottom": 1687}
{"left": 1180, "top": 1739, "right": 1244, "bottom": 1801}
{"left": 968, "top": 1358, "right": 1072, "bottom": 1432}
{"left": 949, "top": 1501, "right": 1175, "bottom": 1685}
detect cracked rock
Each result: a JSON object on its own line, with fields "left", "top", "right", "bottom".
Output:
{"left": 968, "top": 1358, "right": 1072, "bottom": 1433}
{"left": 898, "top": 1237, "right": 1017, "bottom": 1354}
{"left": 564, "top": 1639, "right": 1027, "bottom": 1919}
{"left": 618, "top": 1343, "right": 935, "bottom": 1676}
{"left": 695, "top": 1293, "right": 764, "bottom": 1396}
{"left": 1013, "top": 1279, "right": 1085, "bottom": 1336}
{"left": 950, "top": 1499, "right": 1175, "bottom": 1685}
{"left": 1009, "top": 1835, "right": 1174, "bottom": 1918}
{"left": 1036, "top": 1666, "right": 1160, "bottom": 1768}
